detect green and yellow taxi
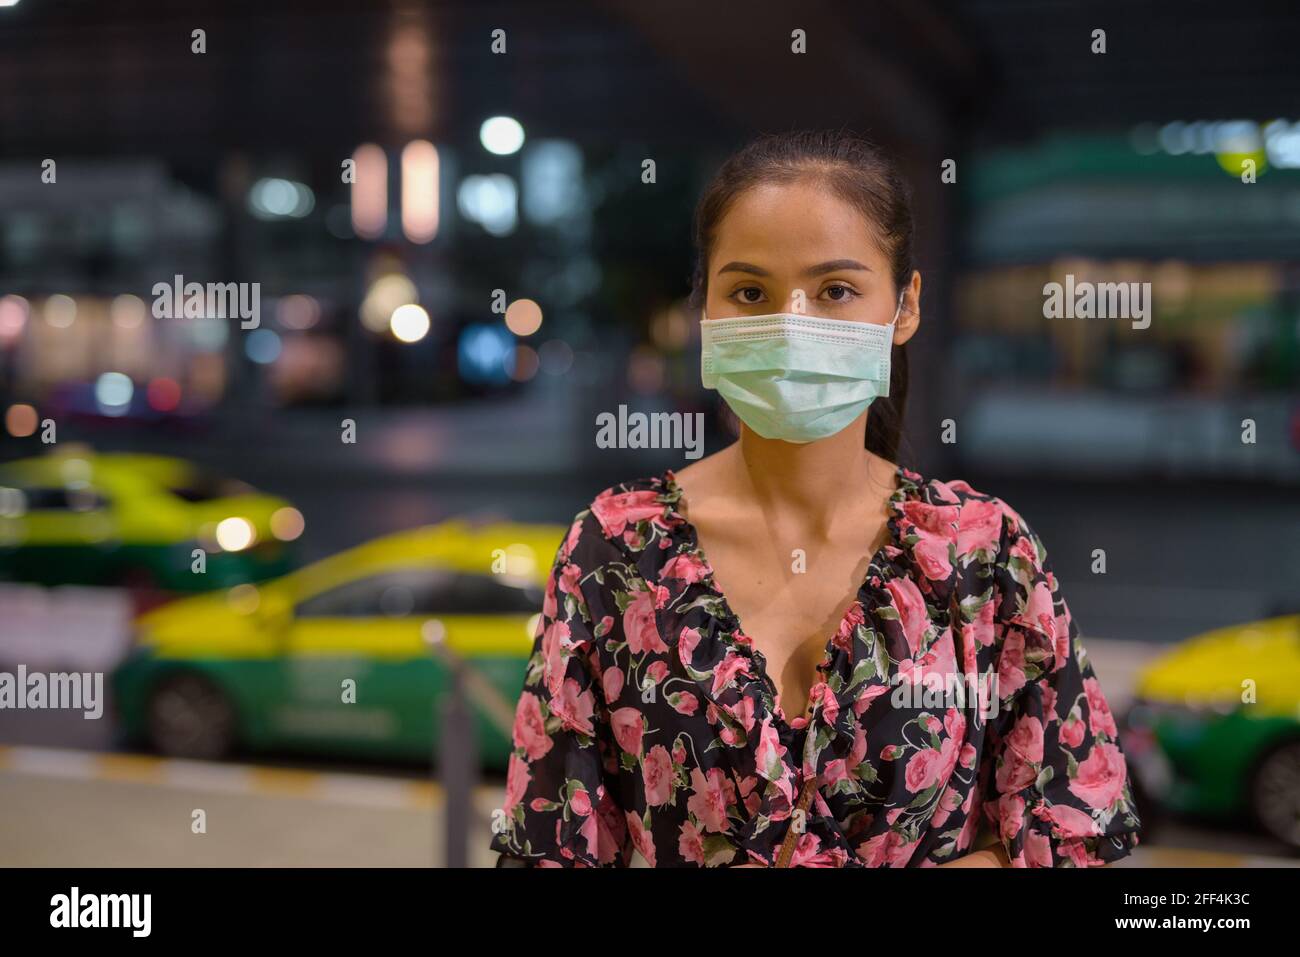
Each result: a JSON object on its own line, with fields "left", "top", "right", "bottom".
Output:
{"left": 0, "top": 449, "right": 300, "bottom": 590}
{"left": 111, "top": 520, "right": 564, "bottom": 769}
{"left": 1122, "top": 613, "right": 1300, "bottom": 850}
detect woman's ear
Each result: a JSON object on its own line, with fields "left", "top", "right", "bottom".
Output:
{"left": 892, "top": 270, "right": 922, "bottom": 347}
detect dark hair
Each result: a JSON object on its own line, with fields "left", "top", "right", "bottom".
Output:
{"left": 688, "top": 130, "right": 916, "bottom": 464}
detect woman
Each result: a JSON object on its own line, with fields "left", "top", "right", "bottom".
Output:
{"left": 490, "top": 130, "right": 1142, "bottom": 868}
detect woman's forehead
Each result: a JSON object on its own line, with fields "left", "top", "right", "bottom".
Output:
{"left": 711, "top": 184, "right": 887, "bottom": 270}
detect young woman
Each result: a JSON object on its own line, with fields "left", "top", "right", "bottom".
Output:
{"left": 490, "top": 131, "right": 1143, "bottom": 868}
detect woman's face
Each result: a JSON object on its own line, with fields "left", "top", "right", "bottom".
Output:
{"left": 704, "top": 179, "right": 919, "bottom": 345}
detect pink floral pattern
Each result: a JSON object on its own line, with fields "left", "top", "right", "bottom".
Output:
{"left": 488, "top": 466, "right": 1142, "bottom": 867}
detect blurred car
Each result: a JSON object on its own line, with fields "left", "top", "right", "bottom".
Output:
{"left": 0, "top": 450, "right": 300, "bottom": 590}
{"left": 1122, "top": 613, "right": 1300, "bottom": 850}
{"left": 111, "top": 519, "right": 565, "bottom": 770}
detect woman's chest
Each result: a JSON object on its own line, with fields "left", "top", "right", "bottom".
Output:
{"left": 596, "top": 589, "right": 995, "bottom": 865}
{"left": 694, "top": 538, "right": 881, "bottom": 716}
{"left": 718, "top": 578, "right": 859, "bottom": 719}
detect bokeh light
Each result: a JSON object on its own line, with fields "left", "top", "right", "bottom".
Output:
{"left": 627, "top": 345, "right": 665, "bottom": 394}
{"left": 651, "top": 303, "right": 691, "bottom": 349}
{"left": 480, "top": 116, "right": 525, "bottom": 155}
{"left": 245, "top": 329, "right": 283, "bottom": 364}
{"left": 249, "top": 178, "right": 315, "bottom": 219}
{"left": 226, "top": 583, "right": 261, "bottom": 615}
{"left": 110, "top": 294, "right": 146, "bottom": 329}
{"left": 401, "top": 140, "right": 440, "bottom": 243}
{"left": 215, "top": 517, "right": 256, "bottom": 552}
{"left": 146, "top": 377, "right": 182, "bottom": 412}
{"left": 0, "top": 295, "right": 28, "bottom": 344}
{"left": 350, "top": 143, "right": 388, "bottom": 240}
{"left": 5, "top": 403, "right": 37, "bottom": 437}
{"left": 457, "top": 323, "right": 515, "bottom": 385}
{"left": 538, "top": 338, "right": 574, "bottom": 376}
{"left": 456, "top": 174, "right": 518, "bottom": 236}
{"left": 511, "top": 344, "right": 539, "bottom": 381}
{"left": 390, "top": 303, "right": 430, "bottom": 343}
{"left": 361, "top": 273, "right": 418, "bottom": 332}
{"left": 504, "top": 298, "right": 543, "bottom": 336}
{"left": 500, "top": 543, "right": 538, "bottom": 578}
{"left": 270, "top": 507, "right": 306, "bottom": 542}
{"left": 276, "top": 295, "right": 321, "bottom": 330}
{"left": 94, "top": 372, "right": 134, "bottom": 415}
{"left": 44, "top": 294, "right": 77, "bottom": 328}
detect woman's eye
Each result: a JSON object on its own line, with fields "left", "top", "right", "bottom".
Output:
{"left": 734, "top": 287, "right": 765, "bottom": 304}
{"left": 821, "top": 284, "right": 857, "bottom": 302}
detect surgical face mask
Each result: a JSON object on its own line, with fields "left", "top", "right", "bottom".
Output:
{"left": 700, "top": 290, "right": 904, "bottom": 444}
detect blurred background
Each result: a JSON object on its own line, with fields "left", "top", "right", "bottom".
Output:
{"left": 1, "top": 0, "right": 1298, "bottom": 867}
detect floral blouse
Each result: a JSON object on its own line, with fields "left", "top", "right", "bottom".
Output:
{"left": 488, "top": 465, "right": 1143, "bottom": 867}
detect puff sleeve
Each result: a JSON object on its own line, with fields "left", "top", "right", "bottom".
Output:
{"left": 979, "top": 502, "right": 1143, "bottom": 867}
{"left": 488, "top": 509, "right": 633, "bottom": 867}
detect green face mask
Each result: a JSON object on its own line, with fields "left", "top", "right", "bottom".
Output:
{"left": 700, "top": 291, "right": 903, "bottom": 444}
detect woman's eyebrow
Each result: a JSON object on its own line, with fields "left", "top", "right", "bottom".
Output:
{"left": 804, "top": 259, "right": 871, "bottom": 276}
{"left": 716, "top": 261, "right": 770, "bottom": 277}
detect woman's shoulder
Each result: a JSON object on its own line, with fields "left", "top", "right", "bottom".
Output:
{"left": 925, "top": 474, "right": 1068, "bottom": 610}
{"left": 906, "top": 470, "right": 1039, "bottom": 541}
{"left": 910, "top": 475, "right": 1068, "bottom": 657}
{"left": 897, "top": 470, "right": 1054, "bottom": 581}
{"left": 553, "top": 470, "right": 681, "bottom": 566}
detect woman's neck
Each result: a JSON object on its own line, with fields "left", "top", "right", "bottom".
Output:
{"left": 728, "top": 411, "right": 888, "bottom": 537}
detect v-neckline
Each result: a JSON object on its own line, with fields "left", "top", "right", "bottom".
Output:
{"left": 661, "top": 462, "right": 910, "bottom": 731}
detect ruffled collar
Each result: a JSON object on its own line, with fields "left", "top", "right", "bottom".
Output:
{"left": 655, "top": 461, "right": 924, "bottom": 750}
{"left": 629, "top": 463, "right": 945, "bottom": 862}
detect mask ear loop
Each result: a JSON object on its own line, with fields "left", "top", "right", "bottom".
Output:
{"left": 884, "top": 287, "right": 907, "bottom": 345}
